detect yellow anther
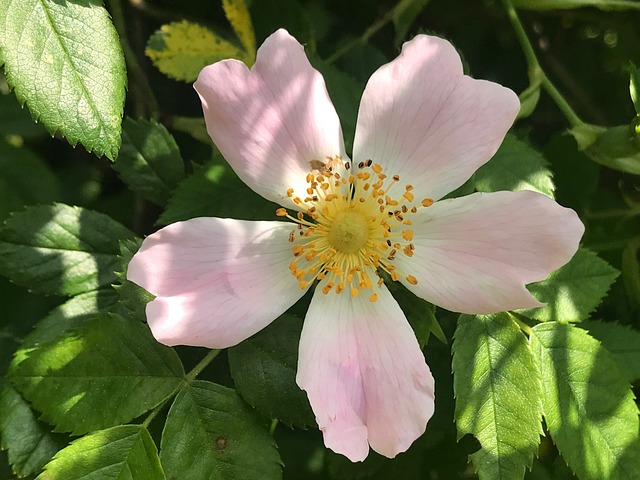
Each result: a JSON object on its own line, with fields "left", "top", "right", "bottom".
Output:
{"left": 372, "top": 164, "right": 383, "bottom": 174}
{"left": 351, "top": 287, "right": 359, "bottom": 297}
{"left": 306, "top": 173, "right": 314, "bottom": 183}
{"left": 402, "top": 230, "right": 414, "bottom": 241}
{"left": 287, "top": 188, "right": 294, "bottom": 197}
{"left": 422, "top": 198, "right": 434, "bottom": 207}
{"left": 299, "top": 281, "right": 309, "bottom": 289}
{"left": 406, "top": 275, "right": 418, "bottom": 285}
{"left": 276, "top": 208, "right": 287, "bottom": 217}
{"left": 293, "top": 245, "right": 304, "bottom": 256}
{"left": 403, "top": 191, "right": 415, "bottom": 202}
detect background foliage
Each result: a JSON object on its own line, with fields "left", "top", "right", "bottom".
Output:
{"left": 1, "top": 0, "right": 640, "bottom": 479}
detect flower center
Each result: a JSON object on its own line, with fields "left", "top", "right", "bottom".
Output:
{"left": 327, "top": 210, "right": 369, "bottom": 253}
{"left": 276, "top": 157, "right": 434, "bottom": 302}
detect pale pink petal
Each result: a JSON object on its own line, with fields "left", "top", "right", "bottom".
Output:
{"left": 395, "top": 190, "right": 584, "bottom": 314}
{"left": 127, "top": 218, "right": 306, "bottom": 348}
{"left": 297, "top": 283, "right": 435, "bottom": 461}
{"left": 353, "top": 35, "right": 519, "bottom": 201}
{"left": 194, "top": 29, "right": 346, "bottom": 209}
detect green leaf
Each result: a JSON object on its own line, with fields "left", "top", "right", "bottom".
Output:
{"left": 530, "top": 323, "right": 640, "bottom": 480}
{"left": 158, "top": 158, "right": 277, "bottom": 225}
{"left": 474, "top": 134, "right": 555, "bottom": 198}
{"left": 228, "top": 315, "right": 315, "bottom": 429}
{"left": 146, "top": 20, "right": 245, "bottom": 82}
{"left": 0, "top": 203, "right": 135, "bottom": 296}
{"left": 581, "top": 320, "right": 640, "bottom": 382}
{"left": 37, "top": 425, "right": 164, "bottom": 480}
{"left": 0, "top": 141, "right": 61, "bottom": 221}
{"left": 22, "top": 289, "right": 118, "bottom": 348}
{"left": 222, "top": 0, "right": 257, "bottom": 63}
{"left": 112, "top": 238, "right": 155, "bottom": 321}
{"left": 10, "top": 314, "right": 183, "bottom": 435}
{"left": 0, "top": 383, "right": 66, "bottom": 478}
{"left": 453, "top": 314, "right": 542, "bottom": 480}
{"left": 113, "top": 118, "right": 185, "bottom": 206}
{"left": 518, "top": 248, "right": 619, "bottom": 322}
{"left": 160, "top": 381, "right": 282, "bottom": 480}
{"left": 0, "top": 0, "right": 126, "bottom": 159}
{"left": 575, "top": 124, "right": 640, "bottom": 176}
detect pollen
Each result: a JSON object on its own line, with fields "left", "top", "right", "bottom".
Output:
{"left": 275, "top": 156, "right": 432, "bottom": 302}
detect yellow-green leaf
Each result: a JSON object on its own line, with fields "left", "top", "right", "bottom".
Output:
{"left": 146, "top": 20, "right": 244, "bottom": 82}
{"left": 222, "top": 0, "right": 257, "bottom": 64}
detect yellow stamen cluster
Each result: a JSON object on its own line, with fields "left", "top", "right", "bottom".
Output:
{"left": 277, "top": 156, "right": 433, "bottom": 302}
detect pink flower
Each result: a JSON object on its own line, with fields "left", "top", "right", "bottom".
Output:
{"left": 128, "top": 29, "right": 584, "bottom": 461}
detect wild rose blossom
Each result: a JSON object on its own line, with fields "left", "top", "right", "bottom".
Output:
{"left": 128, "top": 29, "right": 584, "bottom": 461}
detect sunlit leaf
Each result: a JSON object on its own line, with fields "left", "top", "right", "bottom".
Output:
{"left": 222, "top": 0, "right": 257, "bottom": 63}
{"left": 228, "top": 315, "right": 315, "bottom": 429}
{"left": 22, "top": 289, "right": 118, "bottom": 348}
{"left": 474, "top": 133, "right": 555, "bottom": 198}
{"left": 160, "top": 381, "right": 282, "bottom": 479}
{"left": 37, "top": 425, "right": 164, "bottom": 480}
{"left": 10, "top": 314, "right": 183, "bottom": 435}
{"left": 112, "top": 238, "right": 154, "bottom": 321}
{"left": 582, "top": 320, "right": 640, "bottom": 382}
{"left": 453, "top": 314, "right": 542, "bottom": 480}
{"left": 0, "top": 204, "right": 135, "bottom": 296}
{"left": 114, "top": 118, "right": 185, "bottom": 207}
{"left": 146, "top": 20, "right": 245, "bottom": 82}
{"left": 158, "top": 158, "right": 277, "bottom": 225}
{"left": 0, "top": 0, "right": 126, "bottom": 159}
{"left": 518, "top": 248, "right": 619, "bottom": 322}
{"left": 531, "top": 322, "right": 640, "bottom": 480}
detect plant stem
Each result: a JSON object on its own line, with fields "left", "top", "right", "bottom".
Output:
{"left": 326, "top": 0, "right": 414, "bottom": 64}
{"left": 141, "top": 349, "right": 220, "bottom": 428}
{"left": 107, "top": 0, "right": 160, "bottom": 119}
{"left": 185, "top": 349, "right": 221, "bottom": 383}
{"left": 508, "top": 312, "right": 533, "bottom": 336}
{"left": 502, "top": 0, "right": 584, "bottom": 127}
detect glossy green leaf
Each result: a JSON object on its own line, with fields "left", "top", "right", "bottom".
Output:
{"left": 37, "top": 425, "right": 164, "bottom": 480}
{"left": 0, "top": 383, "right": 65, "bottom": 478}
{"left": 531, "top": 322, "right": 640, "bottom": 480}
{"left": 22, "top": 289, "right": 118, "bottom": 348}
{"left": 158, "top": 159, "right": 277, "bottom": 225}
{"left": 474, "top": 134, "right": 555, "bottom": 198}
{"left": 574, "top": 124, "right": 640, "bottom": 175}
{"left": 114, "top": 118, "right": 185, "bottom": 207}
{"left": 112, "top": 238, "right": 154, "bottom": 321}
{"left": 453, "top": 314, "right": 542, "bottom": 480}
{"left": 0, "top": 141, "right": 61, "bottom": 221}
{"left": 518, "top": 248, "right": 619, "bottom": 322}
{"left": 582, "top": 320, "right": 640, "bottom": 382}
{"left": 0, "top": 0, "right": 126, "bottom": 159}
{"left": 160, "top": 381, "right": 282, "bottom": 480}
{"left": 228, "top": 315, "right": 315, "bottom": 429}
{"left": 10, "top": 314, "right": 183, "bottom": 435}
{"left": 0, "top": 204, "right": 135, "bottom": 296}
